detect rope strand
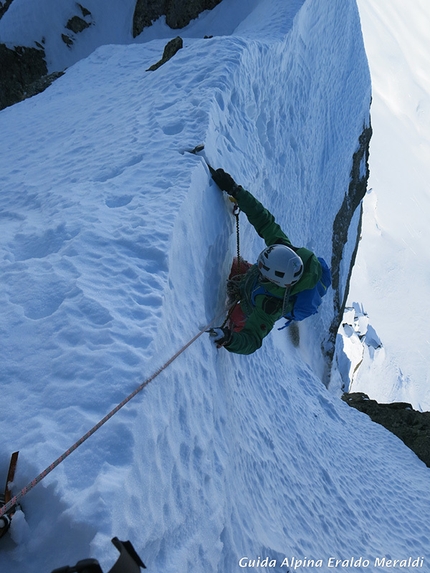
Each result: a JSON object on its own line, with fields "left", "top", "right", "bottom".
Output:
{"left": 234, "top": 204, "right": 241, "bottom": 274}
{"left": 0, "top": 313, "right": 224, "bottom": 518}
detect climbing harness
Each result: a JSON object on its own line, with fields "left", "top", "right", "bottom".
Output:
{"left": 0, "top": 313, "right": 224, "bottom": 523}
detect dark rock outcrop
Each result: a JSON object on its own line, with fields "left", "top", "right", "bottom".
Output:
{"left": 133, "top": 0, "right": 223, "bottom": 37}
{"left": 25, "top": 71, "right": 65, "bottom": 100}
{"left": 326, "top": 123, "right": 372, "bottom": 362}
{"left": 0, "top": 0, "right": 14, "bottom": 20}
{"left": 62, "top": 4, "right": 93, "bottom": 48}
{"left": 165, "top": 0, "right": 222, "bottom": 28}
{"left": 133, "top": 0, "right": 165, "bottom": 34}
{"left": 66, "top": 15, "right": 91, "bottom": 34}
{"left": 0, "top": 43, "right": 47, "bottom": 110}
{"left": 1, "top": 0, "right": 221, "bottom": 110}
{"left": 0, "top": 4, "right": 93, "bottom": 110}
{"left": 342, "top": 392, "right": 430, "bottom": 468}
{"left": 146, "top": 36, "right": 183, "bottom": 71}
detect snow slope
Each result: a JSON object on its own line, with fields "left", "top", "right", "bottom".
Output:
{"left": 1, "top": 1, "right": 430, "bottom": 572}
{"left": 342, "top": 0, "right": 430, "bottom": 411}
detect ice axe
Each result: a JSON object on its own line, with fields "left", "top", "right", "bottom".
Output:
{"left": 187, "top": 143, "right": 216, "bottom": 175}
{"left": 186, "top": 144, "right": 238, "bottom": 205}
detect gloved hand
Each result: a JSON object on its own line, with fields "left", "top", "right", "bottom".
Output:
{"left": 207, "top": 327, "right": 232, "bottom": 348}
{"left": 211, "top": 169, "right": 239, "bottom": 197}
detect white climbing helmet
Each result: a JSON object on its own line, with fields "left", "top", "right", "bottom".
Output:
{"left": 257, "top": 244, "right": 303, "bottom": 287}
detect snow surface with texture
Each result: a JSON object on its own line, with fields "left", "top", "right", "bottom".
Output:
{"left": 1, "top": 1, "right": 430, "bottom": 572}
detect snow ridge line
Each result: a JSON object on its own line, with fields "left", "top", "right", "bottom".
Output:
{"left": 0, "top": 313, "right": 224, "bottom": 518}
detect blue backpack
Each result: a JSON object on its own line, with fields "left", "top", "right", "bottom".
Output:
{"left": 280, "top": 257, "right": 331, "bottom": 328}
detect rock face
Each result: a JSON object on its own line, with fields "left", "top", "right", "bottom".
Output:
{"left": 61, "top": 4, "right": 93, "bottom": 48}
{"left": 342, "top": 392, "right": 430, "bottom": 468}
{"left": 0, "top": 0, "right": 14, "bottom": 19}
{"left": 0, "top": 1, "right": 222, "bottom": 110}
{"left": 146, "top": 36, "right": 183, "bottom": 71}
{"left": 326, "top": 125, "right": 372, "bottom": 363}
{"left": 0, "top": 2, "right": 93, "bottom": 111}
{"left": 133, "top": 0, "right": 223, "bottom": 37}
{"left": 0, "top": 43, "right": 47, "bottom": 110}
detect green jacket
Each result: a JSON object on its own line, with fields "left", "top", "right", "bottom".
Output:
{"left": 224, "top": 187, "right": 322, "bottom": 355}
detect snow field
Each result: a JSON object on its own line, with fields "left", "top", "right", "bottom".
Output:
{"left": 1, "top": 1, "right": 430, "bottom": 572}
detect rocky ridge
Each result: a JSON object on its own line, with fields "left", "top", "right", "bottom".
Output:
{"left": 343, "top": 392, "right": 430, "bottom": 468}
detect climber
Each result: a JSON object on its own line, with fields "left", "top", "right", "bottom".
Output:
{"left": 208, "top": 168, "right": 331, "bottom": 355}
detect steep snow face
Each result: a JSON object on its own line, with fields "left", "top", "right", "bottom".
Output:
{"left": 1, "top": 1, "right": 429, "bottom": 573}
{"left": 345, "top": 0, "right": 430, "bottom": 410}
